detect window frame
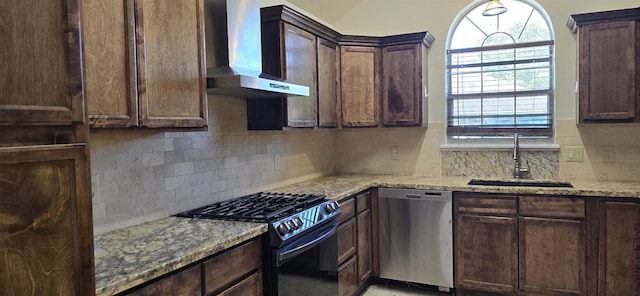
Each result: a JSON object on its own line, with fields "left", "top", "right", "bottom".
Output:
{"left": 445, "top": 0, "right": 556, "bottom": 143}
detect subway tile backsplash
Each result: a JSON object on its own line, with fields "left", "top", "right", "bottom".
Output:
{"left": 90, "top": 96, "right": 335, "bottom": 234}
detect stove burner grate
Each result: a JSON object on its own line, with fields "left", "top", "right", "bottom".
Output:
{"left": 178, "top": 192, "right": 326, "bottom": 222}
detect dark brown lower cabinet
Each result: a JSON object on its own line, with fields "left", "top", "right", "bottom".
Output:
{"left": 338, "top": 256, "right": 358, "bottom": 296}
{"left": 218, "top": 271, "right": 263, "bottom": 296}
{"left": 456, "top": 215, "right": 518, "bottom": 293}
{"left": 126, "top": 265, "right": 202, "bottom": 296}
{"left": 120, "top": 238, "right": 263, "bottom": 296}
{"left": 455, "top": 193, "right": 590, "bottom": 296}
{"left": 357, "top": 208, "right": 373, "bottom": 284}
{"left": 337, "top": 190, "right": 374, "bottom": 296}
{"left": 519, "top": 218, "right": 585, "bottom": 295}
{"left": 598, "top": 200, "right": 640, "bottom": 296}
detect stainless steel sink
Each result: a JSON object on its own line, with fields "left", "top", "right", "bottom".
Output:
{"left": 467, "top": 179, "right": 574, "bottom": 188}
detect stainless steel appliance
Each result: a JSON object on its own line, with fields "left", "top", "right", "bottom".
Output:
{"left": 204, "top": 0, "right": 309, "bottom": 98}
{"left": 378, "top": 188, "right": 454, "bottom": 291}
{"left": 178, "top": 192, "right": 341, "bottom": 295}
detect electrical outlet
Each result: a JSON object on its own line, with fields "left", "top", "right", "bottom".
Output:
{"left": 565, "top": 146, "right": 584, "bottom": 162}
{"left": 390, "top": 146, "right": 399, "bottom": 160}
{"left": 274, "top": 154, "right": 281, "bottom": 171}
{"left": 602, "top": 146, "right": 615, "bottom": 163}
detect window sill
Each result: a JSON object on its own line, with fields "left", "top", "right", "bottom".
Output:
{"left": 440, "top": 143, "right": 560, "bottom": 152}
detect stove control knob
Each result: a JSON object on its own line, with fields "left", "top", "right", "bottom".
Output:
{"left": 287, "top": 219, "right": 297, "bottom": 230}
{"left": 277, "top": 223, "right": 290, "bottom": 236}
{"left": 324, "top": 203, "right": 335, "bottom": 213}
{"left": 294, "top": 216, "right": 304, "bottom": 228}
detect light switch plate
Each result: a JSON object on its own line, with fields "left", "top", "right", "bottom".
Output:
{"left": 566, "top": 146, "right": 584, "bottom": 162}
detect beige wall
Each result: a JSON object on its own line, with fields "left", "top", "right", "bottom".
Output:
{"left": 332, "top": 0, "right": 640, "bottom": 182}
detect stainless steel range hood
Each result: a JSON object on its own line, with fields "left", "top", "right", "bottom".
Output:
{"left": 204, "top": 0, "right": 309, "bottom": 98}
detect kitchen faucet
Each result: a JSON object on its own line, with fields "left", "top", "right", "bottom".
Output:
{"left": 512, "top": 133, "right": 530, "bottom": 179}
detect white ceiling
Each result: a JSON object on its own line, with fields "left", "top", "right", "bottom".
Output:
{"left": 286, "top": 0, "right": 364, "bottom": 23}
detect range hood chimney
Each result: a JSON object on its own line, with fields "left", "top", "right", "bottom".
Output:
{"left": 205, "top": 0, "right": 309, "bottom": 98}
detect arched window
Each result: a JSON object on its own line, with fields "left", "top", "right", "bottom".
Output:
{"left": 446, "top": 0, "right": 554, "bottom": 141}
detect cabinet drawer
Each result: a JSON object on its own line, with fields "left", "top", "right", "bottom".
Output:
{"left": 203, "top": 239, "right": 262, "bottom": 295}
{"left": 338, "top": 217, "right": 357, "bottom": 265}
{"left": 217, "top": 271, "right": 263, "bottom": 296}
{"left": 338, "top": 256, "right": 358, "bottom": 296}
{"left": 519, "top": 196, "right": 585, "bottom": 219}
{"left": 338, "top": 197, "right": 355, "bottom": 224}
{"left": 456, "top": 194, "right": 517, "bottom": 216}
{"left": 356, "top": 191, "right": 371, "bottom": 213}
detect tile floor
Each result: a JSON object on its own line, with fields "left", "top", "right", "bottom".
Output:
{"left": 362, "top": 284, "right": 451, "bottom": 296}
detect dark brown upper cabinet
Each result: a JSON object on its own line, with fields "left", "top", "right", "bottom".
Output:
{"left": 317, "top": 38, "right": 341, "bottom": 128}
{"left": 340, "top": 41, "right": 382, "bottom": 128}
{"left": 0, "top": 0, "right": 84, "bottom": 126}
{"left": 568, "top": 7, "right": 640, "bottom": 123}
{"left": 258, "top": 5, "right": 433, "bottom": 130}
{"left": 261, "top": 22, "right": 318, "bottom": 128}
{"left": 81, "top": 0, "right": 208, "bottom": 128}
{"left": 258, "top": 5, "right": 341, "bottom": 130}
{"left": 382, "top": 32, "right": 434, "bottom": 127}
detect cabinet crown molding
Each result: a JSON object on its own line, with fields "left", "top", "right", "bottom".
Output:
{"left": 567, "top": 6, "right": 640, "bottom": 33}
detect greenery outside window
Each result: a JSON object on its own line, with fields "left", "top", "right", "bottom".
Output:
{"left": 446, "top": 0, "right": 554, "bottom": 142}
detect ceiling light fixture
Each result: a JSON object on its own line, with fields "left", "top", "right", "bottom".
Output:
{"left": 482, "top": 0, "right": 507, "bottom": 16}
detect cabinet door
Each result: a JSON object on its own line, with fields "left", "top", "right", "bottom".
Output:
{"left": 357, "top": 208, "right": 373, "bottom": 285}
{"left": 519, "top": 217, "right": 585, "bottom": 295}
{"left": 338, "top": 218, "right": 357, "bottom": 265}
{"left": 125, "top": 264, "right": 201, "bottom": 296}
{"left": 382, "top": 43, "right": 425, "bottom": 127}
{"left": 340, "top": 46, "right": 381, "bottom": 127}
{"left": 135, "top": 0, "right": 207, "bottom": 128}
{"left": 218, "top": 272, "right": 263, "bottom": 296}
{"left": 455, "top": 215, "right": 518, "bottom": 293}
{"left": 0, "top": 0, "right": 84, "bottom": 125}
{"left": 578, "top": 21, "right": 637, "bottom": 122}
{"left": 0, "top": 145, "right": 94, "bottom": 296}
{"left": 318, "top": 38, "right": 340, "bottom": 128}
{"left": 283, "top": 24, "right": 318, "bottom": 128}
{"left": 82, "top": 0, "right": 139, "bottom": 127}
{"left": 338, "top": 256, "right": 358, "bottom": 296}
{"left": 598, "top": 201, "right": 639, "bottom": 296}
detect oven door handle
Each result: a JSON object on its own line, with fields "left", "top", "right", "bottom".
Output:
{"left": 276, "top": 222, "right": 338, "bottom": 266}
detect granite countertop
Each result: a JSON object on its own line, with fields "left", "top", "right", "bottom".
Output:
{"left": 271, "top": 174, "right": 640, "bottom": 201}
{"left": 94, "top": 174, "right": 640, "bottom": 295}
{"left": 94, "top": 217, "right": 267, "bottom": 296}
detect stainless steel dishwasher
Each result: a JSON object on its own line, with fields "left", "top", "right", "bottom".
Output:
{"left": 378, "top": 188, "right": 453, "bottom": 291}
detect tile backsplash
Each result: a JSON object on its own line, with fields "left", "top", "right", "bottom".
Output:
{"left": 90, "top": 96, "right": 335, "bottom": 234}
{"left": 91, "top": 99, "right": 640, "bottom": 234}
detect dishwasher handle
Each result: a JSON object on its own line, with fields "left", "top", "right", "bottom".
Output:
{"left": 378, "top": 188, "right": 452, "bottom": 202}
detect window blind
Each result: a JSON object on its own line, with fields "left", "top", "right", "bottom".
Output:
{"left": 447, "top": 40, "right": 554, "bottom": 138}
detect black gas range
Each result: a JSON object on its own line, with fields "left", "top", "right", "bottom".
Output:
{"left": 178, "top": 192, "right": 341, "bottom": 295}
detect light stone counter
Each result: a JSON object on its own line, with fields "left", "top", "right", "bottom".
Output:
{"left": 94, "top": 174, "right": 640, "bottom": 295}
{"left": 94, "top": 217, "right": 267, "bottom": 296}
{"left": 271, "top": 174, "right": 640, "bottom": 200}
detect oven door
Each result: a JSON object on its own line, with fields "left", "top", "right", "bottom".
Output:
{"left": 273, "top": 221, "right": 339, "bottom": 296}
